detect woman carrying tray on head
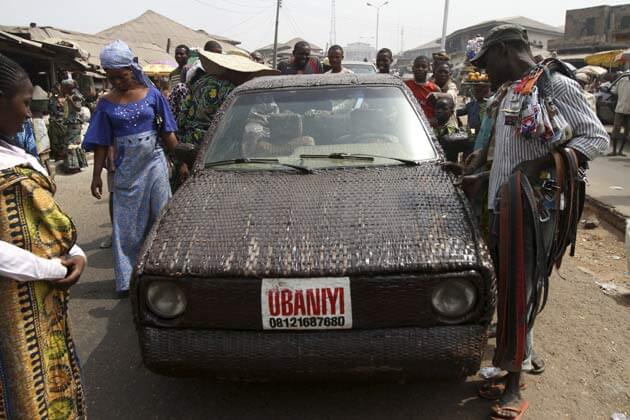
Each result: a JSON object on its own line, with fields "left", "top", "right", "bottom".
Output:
{"left": 83, "top": 40, "right": 178, "bottom": 298}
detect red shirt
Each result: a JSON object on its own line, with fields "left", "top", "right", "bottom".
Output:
{"left": 405, "top": 79, "right": 440, "bottom": 121}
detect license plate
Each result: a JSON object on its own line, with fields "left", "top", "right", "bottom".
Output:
{"left": 261, "top": 277, "right": 352, "bottom": 330}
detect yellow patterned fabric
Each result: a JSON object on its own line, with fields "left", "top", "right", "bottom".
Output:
{"left": 0, "top": 166, "right": 86, "bottom": 419}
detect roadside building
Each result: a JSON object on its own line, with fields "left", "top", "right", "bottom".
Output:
{"left": 256, "top": 38, "right": 323, "bottom": 64}
{"left": 400, "top": 16, "right": 563, "bottom": 66}
{"left": 1, "top": 10, "right": 246, "bottom": 96}
{"left": 344, "top": 42, "right": 376, "bottom": 62}
{"left": 97, "top": 10, "right": 248, "bottom": 57}
{"left": 398, "top": 39, "right": 442, "bottom": 73}
{"left": 0, "top": 22, "right": 177, "bottom": 69}
{"left": 549, "top": 4, "right": 630, "bottom": 68}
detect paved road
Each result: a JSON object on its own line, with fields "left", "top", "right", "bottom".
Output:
{"left": 55, "top": 166, "right": 629, "bottom": 420}
{"left": 588, "top": 152, "right": 630, "bottom": 218}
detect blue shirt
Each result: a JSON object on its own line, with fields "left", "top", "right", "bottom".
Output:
{"left": 8, "top": 119, "right": 38, "bottom": 157}
{"left": 83, "top": 87, "right": 176, "bottom": 151}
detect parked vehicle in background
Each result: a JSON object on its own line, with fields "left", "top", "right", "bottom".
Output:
{"left": 132, "top": 74, "right": 495, "bottom": 382}
{"left": 343, "top": 61, "right": 377, "bottom": 74}
{"left": 595, "top": 73, "right": 630, "bottom": 125}
{"left": 595, "top": 82, "right": 617, "bottom": 125}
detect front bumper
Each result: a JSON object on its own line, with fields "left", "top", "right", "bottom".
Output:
{"left": 139, "top": 324, "right": 487, "bottom": 381}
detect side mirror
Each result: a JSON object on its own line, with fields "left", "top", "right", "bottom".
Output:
{"left": 173, "top": 143, "right": 198, "bottom": 168}
{"left": 600, "top": 85, "right": 611, "bottom": 93}
{"left": 440, "top": 132, "right": 471, "bottom": 145}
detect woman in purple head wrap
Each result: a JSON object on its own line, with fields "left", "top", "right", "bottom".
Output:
{"left": 83, "top": 40, "right": 178, "bottom": 297}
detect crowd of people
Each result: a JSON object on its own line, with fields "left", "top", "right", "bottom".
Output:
{"left": 0, "top": 22, "right": 613, "bottom": 419}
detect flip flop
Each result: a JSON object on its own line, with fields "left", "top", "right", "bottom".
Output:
{"left": 526, "top": 351, "right": 545, "bottom": 375}
{"left": 490, "top": 400, "right": 529, "bottom": 420}
{"left": 479, "top": 379, "right": 527, "bottom": 400}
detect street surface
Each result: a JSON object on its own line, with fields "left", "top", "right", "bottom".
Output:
{"left": 588, "top": 152, "right": 630, "bottom": 218}
{"left": 56, "top": 166, "right": 629, "bottom": 420}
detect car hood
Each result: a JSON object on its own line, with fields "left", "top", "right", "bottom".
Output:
{"left": 138, "top": 163, "right": 493, "bottom": 278}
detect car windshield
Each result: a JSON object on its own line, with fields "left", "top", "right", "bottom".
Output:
{"left": 204, "top": 86, "right": 436, "bottom": 170}
{"left": 344, "top": 63, "right": 376, "bottom": 74}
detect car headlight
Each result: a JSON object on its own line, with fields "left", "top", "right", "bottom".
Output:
{"left": 431, "top": 279, "right": 477, "bottom": 319}
{"left": 146, "top": 281, "right": 187, "bottom": 319}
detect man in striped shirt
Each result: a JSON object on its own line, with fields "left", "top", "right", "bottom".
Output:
{"left": 468, "top": 25, "right": 609, "bottom": 419}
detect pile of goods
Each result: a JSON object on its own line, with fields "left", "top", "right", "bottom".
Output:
{"left": 465, "top": 36, "right": 484, "bottom": 61}
{"left": 465, "top": 71, "right": 489, "bottom": 83}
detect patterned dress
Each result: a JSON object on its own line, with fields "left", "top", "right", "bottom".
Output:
{"left": 83, "top": 88, "right": 177, "bottom": 292}
{"left": 177, "top": 75, "right": 234, "bottom": 145}
{"left": 49, "top": 89, "right": 88, "bottom": 173}
{"left": 0, "top": 164, "right": 86, "bottom": 419}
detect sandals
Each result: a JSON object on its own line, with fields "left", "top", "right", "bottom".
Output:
{"left": 479, "top": 379, "right": 527, "bottom": 400}
{"left": 491, "top": 400, "right": 529, "bottom": 419}
{"left": 526, "top": 351, "right": 545, "bottom": 375}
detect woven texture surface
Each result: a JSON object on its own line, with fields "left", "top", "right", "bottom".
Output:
{"left": 138, "top": 270, "right": 491, "bottom": 330}
{"left": 140, "top": 325, "right": 487, "bottom": 380}
{"left": 140, "top": 163, "right": 493, "bottom": 280}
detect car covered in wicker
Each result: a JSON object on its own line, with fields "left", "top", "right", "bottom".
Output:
{"left": 131, "top": 74, "right": 496, "bottom": 381}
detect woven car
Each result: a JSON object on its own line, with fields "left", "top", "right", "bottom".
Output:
{"left": 131, "top": 74, "right": 496, "bottom": 381}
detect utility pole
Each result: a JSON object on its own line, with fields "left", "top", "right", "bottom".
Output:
{"left": 329, "top": 0, "right": 337, "bottom": 47}
{"left": 366, "top": 1, "right": 389, "bottom": 53}
{"left": 440, "top": 0, "right": 450, "bottom": 51}
{"left": 272, "top": 0, "right": 281, "bottom": 70}
{"left": 400, "top": 26, "right": 404, "bottom": 54}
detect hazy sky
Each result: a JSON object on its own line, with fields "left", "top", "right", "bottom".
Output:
{"left": 4, "top": 0, "right": 630, "bottom": 52}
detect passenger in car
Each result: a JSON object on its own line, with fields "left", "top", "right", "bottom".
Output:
{"left": 244, "top": 110, "right": 314, "bottom": 156}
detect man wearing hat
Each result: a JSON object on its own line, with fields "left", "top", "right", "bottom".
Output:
{"left": 175, "top": 51, "right": 278, "bottom": 186}
{"left": 464, "top": 24, "right": 609, "bottom": 419}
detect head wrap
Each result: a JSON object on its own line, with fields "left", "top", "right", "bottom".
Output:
{"left": 61, "top": 78, "right": 77, "bottom": 88}
{"left": 100, "top": 40, "right": 153, "bottom": 88}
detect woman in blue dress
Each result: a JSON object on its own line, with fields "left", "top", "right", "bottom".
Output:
{"left": 84, "top": 41, "right": 178, "bottom": 297}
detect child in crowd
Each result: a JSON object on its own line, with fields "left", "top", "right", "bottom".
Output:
{"left": 434, "top": 96, "right": 468, "bottom": 162}
{"left": 457, "top": 83, "right": 491, "bottom": 133}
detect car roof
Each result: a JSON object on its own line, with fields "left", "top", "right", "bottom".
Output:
{"left": 344, "top": 61, "right": 376, "bottom": 65}
{"left": 232, "top": 74, "right": 404, "bottom": 94}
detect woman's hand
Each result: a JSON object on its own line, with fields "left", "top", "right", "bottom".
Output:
{"left": 52, "top": 256, "right": 86, "bottom": 290}
{"left": 162, "top": 132, "right": 179, "bottom": 154}
{"left": 91, "top": 176, "right": 103, "bottom": 199}
{"left": 179, "top": 163, "right": 190, "bottom": 182}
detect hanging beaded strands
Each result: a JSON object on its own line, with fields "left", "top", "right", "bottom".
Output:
{"left": 503, "top": 59, "right": 574, "bottom": 143}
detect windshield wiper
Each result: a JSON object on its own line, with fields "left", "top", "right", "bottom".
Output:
{"left": 300, "top": 153, "right": 419, "bottom": 165}
{"left": 300, "top": 153, "right": 374, "bottom": 161}
{"left": 205, "top": 158, "right": 312, "bottom": 174}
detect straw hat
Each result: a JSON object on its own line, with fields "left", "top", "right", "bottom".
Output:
{"left": 198, "top": 50, "right": 280, "bottom": 77}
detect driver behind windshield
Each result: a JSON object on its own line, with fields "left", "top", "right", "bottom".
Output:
{"left": 242, "top": 98, "right": 314, "bottom": 157}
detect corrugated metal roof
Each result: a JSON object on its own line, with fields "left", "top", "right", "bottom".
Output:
{"left": 96, "top": 10, "right": 246, "bottom": 55}
{"left": 0, "top": 24, "right": 176, "bottom": 67}
{"left": 256, "top": 38, "right": 323, "bottom": 54}
{"left": 502, "top": 17, "right": 564, "bottom": 34}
